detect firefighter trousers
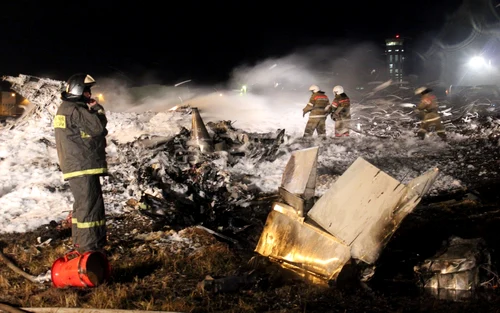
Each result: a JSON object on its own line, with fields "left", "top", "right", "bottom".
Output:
{"left": 418, "top": 112, "right": 446, "bottom": 140}
{"left": 304, "top": 117, "right": 326, "bottom": 137}
{"left": 69, "top": 175, "right": 107, "bottom": 252}
{"left": 334, "top": 117, "right": 350, "bottom": 137}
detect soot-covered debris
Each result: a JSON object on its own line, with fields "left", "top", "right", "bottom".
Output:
{"left": 109, "top": 105, "right": 285, "bottom": 244}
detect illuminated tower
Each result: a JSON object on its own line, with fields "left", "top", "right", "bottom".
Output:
{"left": 385, "top": 34, "right": 406, "bottom": 82}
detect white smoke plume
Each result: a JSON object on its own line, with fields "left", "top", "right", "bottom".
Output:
{"left": 91, "top": 42, "right": 384, "bottom": 135}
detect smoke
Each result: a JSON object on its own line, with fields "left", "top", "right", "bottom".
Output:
{"left": 228, "top": 42, "right": 384, "bottom": 96}
{"left": 91, "top": 78, "right": 134, "bottom": 112}
{"left": 228, "top": 54, "right": 318, "bottom": 91}
{"left": 90, "top": 41, "right": 384, "bottom": 135}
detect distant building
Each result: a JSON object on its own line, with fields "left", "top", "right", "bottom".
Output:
{"left": 384, "top": 34, "right": 411, "bottom": 83}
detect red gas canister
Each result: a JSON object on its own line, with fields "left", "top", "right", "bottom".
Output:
{"left": 51, "top": 250, "right": 110, "bottom": 288}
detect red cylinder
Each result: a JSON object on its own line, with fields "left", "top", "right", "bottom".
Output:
{"left": 51, "top": 250, "right": 111, "bottom": 288}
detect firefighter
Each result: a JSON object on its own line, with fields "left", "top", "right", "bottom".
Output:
{"left": 302, "top": 85, "right": 331, "bottom": 137}
{"left": 414, "top": 87, "right": 446, "bottom": 141}
{"left": 331, "top": 85, "right": 351, "bottom": 137}
{"left": 53, "top": 73, "right": 108, "bottom": 253}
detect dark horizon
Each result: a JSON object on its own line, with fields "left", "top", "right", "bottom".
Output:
{"left": 2, "top": 0, "right": 499, "bottom": 87}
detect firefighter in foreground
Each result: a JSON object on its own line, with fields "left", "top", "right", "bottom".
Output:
{"left": 331, "top": 85, "right": 351, "bottom": 137}
{"left": 414, "top": 87, "right": 446, "bottom": 141}
{"left": 54, "top": 73, "right": 109, "bottom": 253}
{"left": 302, "top": 85, "right": 331, "bottom": 137}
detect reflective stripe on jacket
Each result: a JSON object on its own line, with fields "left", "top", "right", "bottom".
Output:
{"left": 332, "top": 93, "right": 351, "bottom": 117}
{"left": 303, "top": 92, "right": 331, "bottom": 118}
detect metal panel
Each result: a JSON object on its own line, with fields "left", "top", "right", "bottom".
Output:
{"left": 281, "top": 146, "right": 318, "bottom": 201}
{"left": 424, "top": 271, "right": 478, "bottom": 290}
{"left": 308, "top": 157, "right": 403, "bottom": 245}
{"left": 405, "top": 167, "right": 439, "bottom": 199}
{"left": 308, "top": 157, "right": 439, "bottom": 264}
{"left": 350, "top": 187, "right": 420, "bottom": 263}
{"left": 255, "top": 204, "right": 351, "bottom": 280}
{"left": 351, "top": 167, "right": 439, "bottom": 263}
{"left": 278, "top": 187, "right": 305, "bottom": 217}
{"left": 255, "top": 152, "right": 440, "bottom": 282}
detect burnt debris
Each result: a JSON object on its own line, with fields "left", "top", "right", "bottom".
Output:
{"left": 117, "top": 105, "right": 286, "bottom": 241}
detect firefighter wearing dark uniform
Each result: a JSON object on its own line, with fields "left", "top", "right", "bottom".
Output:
{"left": 331, "top": 85, "right": 351, "bottom": 137}
{"left": 414, "top": 87, "right": 446, "bottom": 141}
{"left": 302, "top": 85, "right": 331, "bottom": 137}
{"left": 54, "top": 73, "right": 108, "bottom": 253}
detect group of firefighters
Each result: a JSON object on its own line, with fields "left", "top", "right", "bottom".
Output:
{"left": 302, "top": 84, "right": 447, "bottom": 141}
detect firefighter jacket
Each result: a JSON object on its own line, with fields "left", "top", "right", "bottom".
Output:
{"left": 331, "top": 93, "right": 351, "bottom": 119}
{"left": 416, "top": 93, "right": 439, "bottom": 113}
{"left": 54, "top": 93, "right": 108, "bottom": 180}
{"left": 302, "top": 91, "right": 331, "bottom": 118}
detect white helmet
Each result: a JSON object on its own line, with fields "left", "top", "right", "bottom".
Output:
{"left": 415, "top": 87, "right": 428, "bottom": 95}
{"left": 333, "top": 85, "right": 344, "bottom": 95}
{"left": 309, "top": 85, "right": 320, "bottom": 93}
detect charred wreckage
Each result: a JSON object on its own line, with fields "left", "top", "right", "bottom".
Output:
{"left": 1, "top": 74, "right": 500, "bottom": 300}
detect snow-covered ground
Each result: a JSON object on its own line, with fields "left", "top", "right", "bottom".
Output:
{"left": 1, "top": 76, "right": 498, "bottom": 234}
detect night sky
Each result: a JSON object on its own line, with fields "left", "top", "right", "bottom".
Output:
{"left": 0, "top": 0, "right": 473, "bottom": 85}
